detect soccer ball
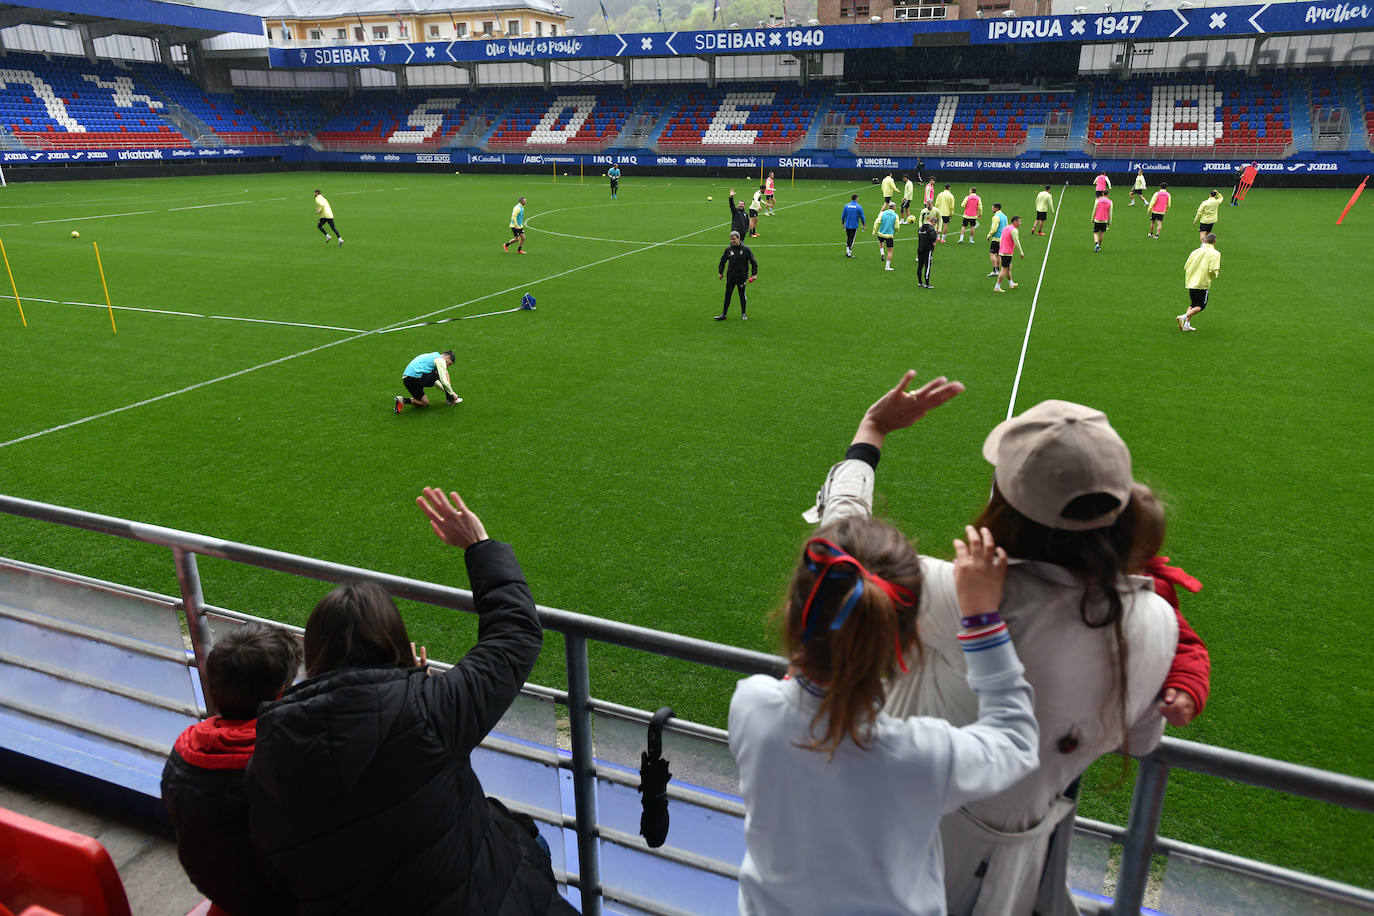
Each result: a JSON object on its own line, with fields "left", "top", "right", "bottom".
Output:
{"left": 906, "top": 216, "right": 918, "bottom": 225}
{"left": 71, "top": 231, "right": 79, "bottom": 238}
{"left": 707, "top": 195, "right": 713, "bottom": 201}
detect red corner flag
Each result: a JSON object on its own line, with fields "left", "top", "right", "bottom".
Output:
{"left": 1337, "top": 176, "right": 1368, "bottom": 225}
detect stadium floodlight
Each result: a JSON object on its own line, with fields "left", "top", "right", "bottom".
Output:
{"left": 1142, "top": 1, "right": 1151, "bottom": 8}
{"left": 790, "top": 18, "right": 797, "bottom": 24}
{"left": 729, "top": 21, "right": 740, "bottom": 27}
{"left": 1001, "top": 8, "right": 1015, "bottom": 14}
{"left": 975, "top": 8, "right": 983, "bottom": 16}
{"left": 807, "top": 18, "right": 819, "bottom": 24}
{"left": 1073, "top": 5, "right": 1086, "bottom": 10}
{"left": 1103, "top": 2, "right": 1112, "bottom": 10}
{"left": 870, "top": 14, "right": 882, "bottom": 20}
{"left": 586, "top": 26, "right": 596, "bottom": 32}
{"left": 1179, "top": 1, "right": 1192, "bottom": 6}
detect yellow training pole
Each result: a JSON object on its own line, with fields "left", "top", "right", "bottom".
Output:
{"left": 93, "top": 241, "right": 116, "bottom": 334}
{"left": 580, "top": 160, "right": 583, "bottom": 184}
{"left": 553, "top": 161, "right": 557, "bottom": 183}
{"left": 0, "top": 238, "right": 25, "bottom": 327}
{"left": 791, "top": 166, "right": 795, "bottom": 188}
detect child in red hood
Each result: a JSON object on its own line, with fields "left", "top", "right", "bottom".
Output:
{"left": 1130, "top": 483, "right": 1210, "bottom": 726}
{"left": 162, "top": 623, "right": 300, "bottom": 916}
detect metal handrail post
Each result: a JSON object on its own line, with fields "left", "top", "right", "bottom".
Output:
{"left": 1112, "top": 751, "right": 1170, "bottom": 914}
{"left": 565, "top": 632, "right": 601, "bottom": 916}
{"left": 172, "top": 547, "right": 215, "bottom": 716}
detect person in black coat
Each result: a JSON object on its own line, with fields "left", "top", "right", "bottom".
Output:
{"left": 246, "top": 487, "right": 577, "bottom": 916}
{"left": 715, "top": 230, "right": 758, "bottom": 320}
{"left": 727, "top": 188, "right": 751, "bottom": 239}
{"left": 917, "top": 211, "right": 939, "bottom": 289}
{"left": 162, "top": 624, "right": 300, "bottom": 916}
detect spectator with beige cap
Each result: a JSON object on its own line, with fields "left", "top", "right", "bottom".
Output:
{"left": 805, "top": 371, "right": 1181, "bottom": 916}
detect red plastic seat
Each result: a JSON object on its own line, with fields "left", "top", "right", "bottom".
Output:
{"left": 0, "top": 807, "right": 132, "bottom": 916}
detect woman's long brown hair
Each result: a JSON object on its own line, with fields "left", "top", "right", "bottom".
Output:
{"left": 974, "top": 484, "right": 1141, "bottom": 758}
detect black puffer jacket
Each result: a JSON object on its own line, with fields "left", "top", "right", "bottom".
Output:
{"left": 245, "top": 540, "right": 577, "bottom": 915}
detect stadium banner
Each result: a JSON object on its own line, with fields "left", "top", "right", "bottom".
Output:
{"left": 268, "top": 1, "right": 1374, "bottom": 68}
{"left": 308, "top": 149, "right": 1371, "bottom": 174}
{"left": 0, "top": 147, "right": 291, "bottom": 164}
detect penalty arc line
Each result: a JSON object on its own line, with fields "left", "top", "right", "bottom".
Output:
{"left": 0, "top": 187, "right": 859, "bottom": 451}
{"left": 1003, "top": 182, "right": 1068, "bottom": 422}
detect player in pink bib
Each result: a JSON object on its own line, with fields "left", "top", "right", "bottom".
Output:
{"left": 1091, "top": 194, "right": 1113, "bottom": 252}
{"left": 1146, "top": 183, "right": 1171, "bottom": 239}
{"left": 1094, "top": 173, "right": 1111, "bottom": 196}
{"left": 958, "top": 188, "right": 983, "bottom": 244}
{"left": 993, "top": 216, "right": 1026, "bottom": 293}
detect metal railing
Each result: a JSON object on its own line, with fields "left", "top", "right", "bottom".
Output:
{"left": 2, "top": 492, "right": 1373, "bottom": 916}
{"left": 1083, "top": 140, "right": 1299, "bottom": 160}
{"left": 851, "top": 138, "right": 1030, "bottom": 158}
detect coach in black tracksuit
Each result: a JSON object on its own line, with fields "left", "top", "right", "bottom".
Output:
{"left": 715, "top": 230, "right": 758, "bottom": 320}
{"left": 917, "top": 214, "right": 938, "bottom": 288}
{"left": 727, "top": 189, "right": 751, "bottom": 239}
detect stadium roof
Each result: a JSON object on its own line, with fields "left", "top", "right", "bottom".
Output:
{"left": 202, "top": 0, "right": 565, "bottom": 18}
{"left": 3, "top": 0, "right": 262, "bottom": 37}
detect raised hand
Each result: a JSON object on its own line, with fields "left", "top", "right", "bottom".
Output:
{"left": 952, "top": 526, "right": 1007, "bottom": 620}
{"left": 852, "top": 369, "right": 965, "bottom": 448}
{"left": 417, "top": 487, "right": 489, "bottom": 549}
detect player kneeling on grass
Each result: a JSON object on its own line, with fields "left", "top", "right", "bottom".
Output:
{"left": 728, "top": 511, "right": 1038, "bottom": 915}
{"left": 395, "top": 350, "right": 462, "bottom": 412}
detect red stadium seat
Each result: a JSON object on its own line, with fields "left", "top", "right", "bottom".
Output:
{"left": 0, "top": 807, "right": 133, "bottom": 916}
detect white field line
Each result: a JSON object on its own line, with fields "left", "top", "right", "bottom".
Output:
{"left": 11, "top": 186, "right": 403, "bottom": 228}
{"left": 29, "top": 296, "right": 363, "bottom": 330}
{"left": 34, "top": 210, "right": 157, "bottom": 225}
{"left": 1004, "top": 182, "right": 1068, "bottom": 421}
{"left": 168, "top": 201, "right": 254, "bottom": 212}
{"left": 1, "top": 186, "right": 860, "bottom": 451}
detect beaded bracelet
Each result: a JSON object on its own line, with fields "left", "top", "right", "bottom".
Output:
{"left": 960, "top": 612, "right": 1002, "bottom": 629}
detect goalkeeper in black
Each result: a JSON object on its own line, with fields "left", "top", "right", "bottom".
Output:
{"left": 714, "top": 230, "right": 758, "bottom": 321}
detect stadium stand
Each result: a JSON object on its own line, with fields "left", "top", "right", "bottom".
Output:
{"left": 831, "top": 90, "right": 1073, "bottom": 154}
{"left": 0, "top": 52, "right": 189, "bottom": 149}
{"left": 486, "top": 89, "right": 638, "bottom": 150}
{"left": 129, "top": 64, "right": 281, "bottom": 146}
{"left": 234, "top": 90, "right": 334, "bottom": 139}
{"left": 656, "top": 85, "right": 823, "bottom": 152}
{"left": 1086, "top": 74, "right": 1294, "bottom": 157}
{"left": 313, "top": 90, "right": 476, "bottom": 148}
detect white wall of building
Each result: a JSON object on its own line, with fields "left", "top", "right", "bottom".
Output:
{"left": 1079, "top": 29, "right": 1374, "bottom": 71}
{"left": 1, "top": 24, "right": 84, "bottom": 56}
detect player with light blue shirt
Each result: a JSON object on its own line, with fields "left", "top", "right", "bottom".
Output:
{"left": 872, "top": 202, "right": 900, "bottom": 271}
{"left": 607, "top": 165, "right": 620, "bottom": 199}
{"left": 395, "top": 350, "right": 460, "bottom": 413}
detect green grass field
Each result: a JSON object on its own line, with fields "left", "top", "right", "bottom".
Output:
{"left": 1, "top": 170, "right": 1371, "bottom": 887}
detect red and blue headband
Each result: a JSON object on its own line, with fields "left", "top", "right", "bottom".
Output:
{"left": 798, "top": 538, "right": 918, "bottom": 673}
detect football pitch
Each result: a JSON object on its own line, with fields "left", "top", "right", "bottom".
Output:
{"left": 1, "top": 170, "right": 1371, "bottom": 886}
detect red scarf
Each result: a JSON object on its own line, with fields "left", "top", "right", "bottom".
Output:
{"left": 1145, "top": 556, "right": 1202, "bottom": 610}
{"left": 173, "top": 716, "right": 258, "bottom": 770}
